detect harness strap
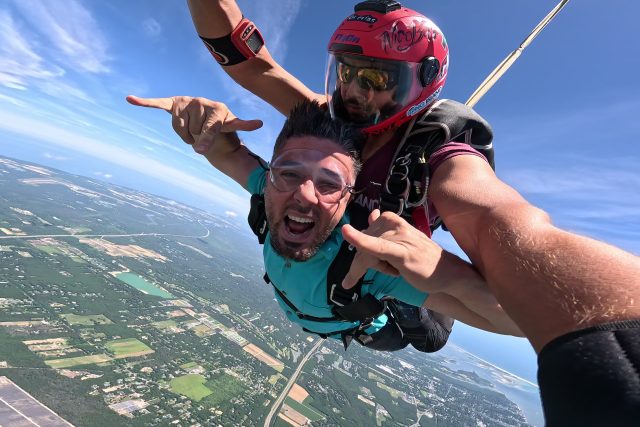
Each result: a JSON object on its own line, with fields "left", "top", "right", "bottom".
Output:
{"left": 263, "top": 273, "right": 341, "bottom": 323}
{"left": 325, "top": 242, "right": 387, "bottom": 324}
{"left": 333, "top": 294, "right": 386, "bottom": 323}
{"left": 326, "top": 241, "right": 362, "bottom": 306}
{"left": 248, "top": 194, "right": 268, "bottom": 244}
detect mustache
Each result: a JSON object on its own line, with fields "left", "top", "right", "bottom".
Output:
{"left": 343, "top": 97, "right": 366, "bottom": 108}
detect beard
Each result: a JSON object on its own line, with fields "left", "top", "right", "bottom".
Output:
{"left": 331, "top": 89, "right": 401, "bottom": 127}
{"left": 269, "top": 223, "right": 333, "bottom": 262}
{"left": 264, "top": 193, "right": 335, "bottom": 262}
{"left": 332, "top": 89, "right": 376, "bottom": 125}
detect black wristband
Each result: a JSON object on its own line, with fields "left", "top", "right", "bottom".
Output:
{"left": 199, "top": 18, "right": 264, "bottom": 66}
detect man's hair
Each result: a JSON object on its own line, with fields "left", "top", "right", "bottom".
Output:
{"left": 273, "top": 100, "right": 364, "bottom": 176}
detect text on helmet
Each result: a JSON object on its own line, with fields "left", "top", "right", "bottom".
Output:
{"left": 381, "top": 19, "right": 439, "bottom": 53}
{"left": 346, "top": 14, "right": 378, "bottom": 24}
{"left": 334, "top": 34, "right": 361, "bottom": 44}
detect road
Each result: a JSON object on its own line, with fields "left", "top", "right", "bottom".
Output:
{"left": 264, "top": 339, "right": 324, "bottom": 427}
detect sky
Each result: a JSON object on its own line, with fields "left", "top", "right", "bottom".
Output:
{"left": 0, "top": 0, "right": 639, "bottom": 384}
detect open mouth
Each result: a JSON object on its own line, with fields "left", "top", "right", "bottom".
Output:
{"left": 283, "top": 214, "right": 315, "bottom": 242}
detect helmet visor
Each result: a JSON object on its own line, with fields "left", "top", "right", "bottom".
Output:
{"left": 326, "top": 54, "right": 422, "bottom": 127}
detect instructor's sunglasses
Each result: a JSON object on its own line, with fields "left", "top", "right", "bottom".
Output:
{"left": 337, "top": 61, "right": 398, "bottom": 91}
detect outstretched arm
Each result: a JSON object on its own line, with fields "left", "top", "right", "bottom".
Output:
{"left": 186, "top": 0, "right": 324, "bottom": 116}
{"left": 127, "top": 95, "right": 263, "bottom": 188}
{"left": 345, "top": 155, "right": 640, "bottom": 352}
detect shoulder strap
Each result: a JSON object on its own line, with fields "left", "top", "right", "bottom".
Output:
{"left": 326, "top": 241, "right": 362, "bottom": 306}
{"left": 248, "top": 194, "right": 268, "bottom": 244}
{"left": 413, "top": 99, "right": 494, "bottom": 169}
{"left": 325, "top": 241, "right": 386, "bottom": 322}
{"left": 380, "top": 99, "right": 495, "bottom": 233}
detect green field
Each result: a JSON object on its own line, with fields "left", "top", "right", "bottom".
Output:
{"left": 62, "top": 313, "right": 113, "bottom": 326}
{"left": 377, "top": 382, "right": 402, "bottom": 398}
{"left": 268, "top": 374, "right": 284, "bottom": 385}
{"left": 180, "top": 361, "right": 198, "bottom": 369}
{"left": 115, "top": 272, "right": 173, "bottom": 298}
{"left": 284, "top": 396, "right": 325, "bottom": 421}
{"left": 45, "top": 354, "right": 112, "bottom": 368}
{"left": 169, "top": 374, "right": 213, "bottom": 402}
{"left": 200, "top": 373, "right": 246, "bottom": 408}
{"left": 368, "top": 371, "right": 383, "bottom": 382}
{"left": 105, "top": 338, "right": 153, "bottom": 358}
{"left": 152, "top": 320, "right": 178, "bottom": 331}
{"left": 31, "top": 244, "right": 62, "bottom": 255}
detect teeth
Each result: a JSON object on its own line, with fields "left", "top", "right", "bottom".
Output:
{"left": 288, "top": 214, "right": 313, "bottom": 224}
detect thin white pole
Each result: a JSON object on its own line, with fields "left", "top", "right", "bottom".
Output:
{"left": 465, "top": 0, "right": 571, "bottom": 107}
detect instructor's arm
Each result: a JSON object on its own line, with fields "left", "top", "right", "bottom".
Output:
{"left": 346, "top": 155, "right": 640, "bottom": 352}
{"left": 187, "top": 0, "right": 323, "bottom": 116}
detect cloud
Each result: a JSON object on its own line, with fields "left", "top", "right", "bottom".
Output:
{"left": 0, "top": 108, "right": 249, "bottom": 213}
{"left": 142, "top": 18, "right": 162, "bottom": 38}
{"left": 225, "top": 211, "right": 238, "bottom": 218}
{"left": 0, "top": 92, "right": 27, "bottom": 107}
{"left": 93, "top": 172, "right": 113, "bottom": 179}
{"left": 11, "top": 0, "right": 111, "bottom": 73}
{"left": 36, "top": 79, "right": 93, "bottom": 103}
{"left": 0, "top": 10, "right": 65, "bottom": 89}
{"left": 44, "top": 152, "right": 68, "bottom": 161}
{"left": 244, "top": 0, "right": 302, "bottom": 61}
{"left": 501, "top": 164, "right": 639, "bottom": 199}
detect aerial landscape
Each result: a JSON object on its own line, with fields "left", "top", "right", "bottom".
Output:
{"left": 0, "top": 156, "right": 541, "bottom": 426}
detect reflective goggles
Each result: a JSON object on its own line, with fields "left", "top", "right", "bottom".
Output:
{"left": 269, "top": 148, "right": 354, "bottom": 203}
{"left": 336, "top": 60, "right": 398, "bottom": 91}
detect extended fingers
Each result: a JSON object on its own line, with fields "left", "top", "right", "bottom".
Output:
{"left": 367, "top": 209, "right": 381, "bottom": 225}
{"left": 172, "top": 106, "right": 195, "bottom": 146}
{"left": 222, "top": 117, "right": 263, "bottom": 132}
{"left": 126, "top": 95, "right": 174, "bottom": 112}
{"left": 342, "top": 252, "right": 399, "bottom": 289}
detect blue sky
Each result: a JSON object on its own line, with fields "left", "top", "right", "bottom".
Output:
{"left": 1, "top": 0, "right": 638, "bottom": 383}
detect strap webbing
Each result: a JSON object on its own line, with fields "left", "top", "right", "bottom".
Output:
{"left": 263, "top": 273, "right": 341, "bottom": 323}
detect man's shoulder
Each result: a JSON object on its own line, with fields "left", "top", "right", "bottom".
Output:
{"left": 246, "top": 166, "right": 267, "bottom": 194}
{"left": 428, "top": 142, "right": 485, "bottom": 174}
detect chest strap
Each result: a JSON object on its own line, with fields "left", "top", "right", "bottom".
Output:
{"left": 263, "top": 273, "right": 340, "bottom": 323}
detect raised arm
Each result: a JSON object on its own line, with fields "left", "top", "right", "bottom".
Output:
{"left": 186, "top": 0, "right": 324, "bottom": 116}
{"left": 127, "top": 95, "right": 263, "bottom": 188}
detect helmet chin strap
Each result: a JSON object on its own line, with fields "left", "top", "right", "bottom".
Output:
{"left": 466, "top": 0, "right": 571, "bottom": 107}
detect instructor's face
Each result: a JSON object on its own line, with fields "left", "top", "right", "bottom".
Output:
{"left": 337, "top": 57, "right": 398, "bottom": 125}
{"left": 264, "top": 137, "right": 354, "bottom": 261}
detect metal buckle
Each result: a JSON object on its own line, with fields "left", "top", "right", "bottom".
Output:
{"left": 379, "top": 193, "right": 405, "bottom": 215}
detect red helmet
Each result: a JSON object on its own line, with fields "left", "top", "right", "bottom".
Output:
{"left": 325, "top": 1, "right": 449, "bottom": 135}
